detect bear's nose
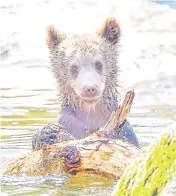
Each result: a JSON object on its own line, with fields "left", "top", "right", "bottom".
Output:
{"left": 83, "top": 86, "right": 97, "bottom": 98}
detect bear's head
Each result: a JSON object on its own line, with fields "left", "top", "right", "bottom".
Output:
{"left": 47, "top": 18, "right": 121, "bottom": 111}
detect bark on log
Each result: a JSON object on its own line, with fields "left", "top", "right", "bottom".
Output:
{"left": 4, "top": 139, "right": 138, "bottom": 179}
{"left": 112, "top": 123, "right": 176, "bottom": 196}
{"left": 3, "top": 91, "right": 139, "bottom": 179}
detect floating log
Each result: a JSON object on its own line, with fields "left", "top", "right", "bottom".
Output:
{"left": 3, "top": 91, "right": 139, "bottom": 179}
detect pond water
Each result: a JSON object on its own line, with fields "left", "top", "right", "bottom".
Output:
{"left": 0, "top": 0, "right": 176, "bottom": 195}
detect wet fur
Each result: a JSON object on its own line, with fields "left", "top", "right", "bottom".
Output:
{"left": 48, "top": 20, "right": 121, "bottom": 112}
{"left": 32, "top": 18, "right": 140, "bottom": 150}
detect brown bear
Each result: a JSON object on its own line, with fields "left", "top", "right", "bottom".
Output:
{"left": 32, "top": 18, "right": 140, "bottom": 151}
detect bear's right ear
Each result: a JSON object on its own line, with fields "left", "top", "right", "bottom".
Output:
{"left": 47, "top": 26, "right": 66, "bottom": 50}
{"left": 97, "top": 17, "right": 121, "bottom": 45}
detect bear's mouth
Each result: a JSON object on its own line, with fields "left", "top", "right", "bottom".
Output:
{"left": 80, "top": 96, "right": 100, "bottom": 103}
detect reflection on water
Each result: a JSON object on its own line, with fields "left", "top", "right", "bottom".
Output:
{"left": 0, "top": 0, "right": 176, "bottom": 195}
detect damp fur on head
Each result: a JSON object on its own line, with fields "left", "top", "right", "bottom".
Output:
{"left": 46, "top": 18, "right": 121, "bottom": 112}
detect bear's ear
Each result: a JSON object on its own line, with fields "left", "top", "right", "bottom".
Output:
{"left": 47, "top": 25, "right": 66, "bottom": 49}
{"left": 97, "top": 17, "right": 121, "bottom": 45}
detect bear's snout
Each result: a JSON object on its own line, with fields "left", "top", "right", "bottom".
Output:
{"left": 82, "top": 86, "right": 98, "bottom": 98}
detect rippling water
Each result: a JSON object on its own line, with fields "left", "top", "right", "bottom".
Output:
{"left": 0, "top": 0, "right": 176, "bottom": 195}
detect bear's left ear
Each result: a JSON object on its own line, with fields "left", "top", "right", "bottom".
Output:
{"left": 47, "top": 25, "right": 66, "bottom": 50}
{"left": 97, "top": 17, "right": 121, "bottom": 45}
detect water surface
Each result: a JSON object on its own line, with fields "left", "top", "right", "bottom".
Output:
{"left": 0, "top": 0, "right": 176, "bottom": 195}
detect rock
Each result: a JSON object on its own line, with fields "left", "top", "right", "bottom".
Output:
{"left": 112, "top": 123, "right": 176, "bottom": 196}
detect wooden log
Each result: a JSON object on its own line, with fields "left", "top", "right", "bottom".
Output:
{"left": 4, "top": 138, "right": 138, "bottom": 179}
{"left": 3, "top": 91, "right": 139, "bottom": 179}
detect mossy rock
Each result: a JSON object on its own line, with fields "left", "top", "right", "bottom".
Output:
{"left": 113, "top": 123, "right": 176, "bottom": 196}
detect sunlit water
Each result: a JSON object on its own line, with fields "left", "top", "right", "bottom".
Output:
{"left": 0, "top": 0, "right": 176, "bottom": 195}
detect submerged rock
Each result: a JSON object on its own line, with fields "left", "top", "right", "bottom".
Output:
{"left": 113, "top": 123, "right": 176, "bottom": 196}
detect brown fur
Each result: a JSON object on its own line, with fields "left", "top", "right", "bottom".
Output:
{"left": 96, "top": 17, "right": 121, "bottom": 44}
{"left": 47, "top": 18, "right": 121, "bottom": 112}
{"left": 32, "top": 18, "right": 140, "bottom": 151}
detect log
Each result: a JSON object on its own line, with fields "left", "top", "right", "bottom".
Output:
{"left": 4, "top": 139, "right": 138, "bottom": 179}
{"left": 3, "top": 90, "right": 139, "bottom": 179}
{"left": 112, "top": 122, "right": 176, "bottom": 196}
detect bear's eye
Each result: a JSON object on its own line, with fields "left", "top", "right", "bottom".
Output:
{"left": 95, "top": 61, "right": 103, "bottom": 71}
{"left": 70, "top": 64, "right": 78, "bottom": 75}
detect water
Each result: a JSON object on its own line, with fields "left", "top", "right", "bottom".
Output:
{"left": 153, "top": 0, "right": 176, "bottom": 8}
{"left": 0, "top": 0, "right": 176, "bottom": 195}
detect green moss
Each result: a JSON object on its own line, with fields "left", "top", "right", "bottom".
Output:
{"left": 113, "top": 123, "right": 176, "bottom": 196}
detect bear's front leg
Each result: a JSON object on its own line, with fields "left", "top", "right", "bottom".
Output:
{"left": 118, "top": 119, "right": 140, "bottom": 148}
{"left": 102, "top": 119, "right": 140, "bottom": 148}
{"left": 32, "top": 124, "right": 76, "bottom": 151}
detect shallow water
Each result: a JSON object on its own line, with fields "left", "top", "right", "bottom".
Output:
{"left": 0, "top": 0, "right": 176, "bottom": 195}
